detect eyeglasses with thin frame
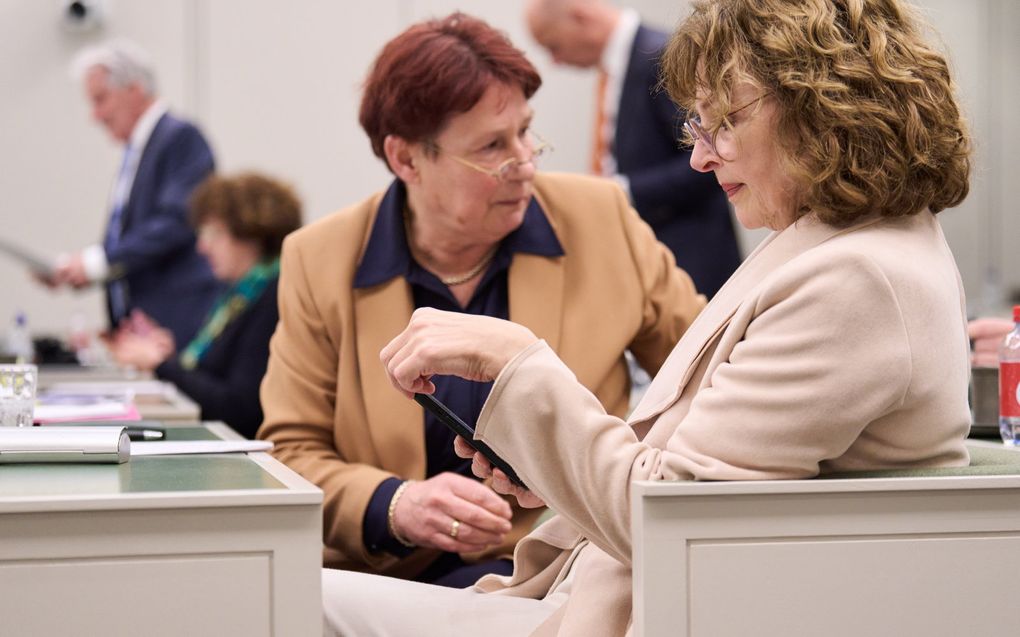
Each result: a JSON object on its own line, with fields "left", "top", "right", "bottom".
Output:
{"left": 683, "top": 94, "right": 768, "bottom": 157}
{"left": 428, "top": 131, "right": 553, "bottom": 182}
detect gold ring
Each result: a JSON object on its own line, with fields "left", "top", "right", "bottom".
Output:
{"left": 449, "top": 519, "right": 461, "bottom": 539}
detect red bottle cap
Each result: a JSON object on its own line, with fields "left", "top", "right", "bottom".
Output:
{"left": 1014, "top": 305, "right": 1020, "bottom": 323}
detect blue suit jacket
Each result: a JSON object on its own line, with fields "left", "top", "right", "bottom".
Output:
{"left": 103, "top": 113, "right": 221, "bottom": 346}
{"left": 614, "top": 25, "right": 741, "bottom": 298}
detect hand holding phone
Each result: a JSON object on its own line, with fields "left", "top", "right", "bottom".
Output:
{"left": 413, "top": 393, "right": 525, "bottom": 488}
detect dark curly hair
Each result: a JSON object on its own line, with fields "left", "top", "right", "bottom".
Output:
{"left": 189, "top": 172, "right": 303, "bottom": 257}
{"left": 662, "top": 0, "right": 971, "bottom": 226}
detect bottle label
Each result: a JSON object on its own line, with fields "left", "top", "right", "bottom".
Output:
{"left": 1000, "top": 362, "right": 1020, "bottom": 418}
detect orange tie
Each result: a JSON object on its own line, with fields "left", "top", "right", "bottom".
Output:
{"left": 590, "top": 70, "right": 609, "bottom": 175}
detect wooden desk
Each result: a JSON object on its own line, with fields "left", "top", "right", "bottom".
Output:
{"left": 0, "top": 423, "right": 323, "bottom": 636}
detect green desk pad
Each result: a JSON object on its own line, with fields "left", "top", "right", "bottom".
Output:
{"left": 164, "top": 426, "right": 219, "bottom": 441}
{"left": 821, "top": 443, "right": 1020, "bottom": 479}
{"left": 1, "top": 426, "right": 285, "bottom": 496}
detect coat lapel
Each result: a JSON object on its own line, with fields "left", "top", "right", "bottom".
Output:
{"left": 118, "top": 114, "right": 167, "bottom": 235}
{"left": 353, "top": 273, "right": 426, "bottom": 478}
{"left": 508, "top": 252, "right": 565, "bottom": 350}
{"left": 629, "top": 216, "right": 857, "bottom": 424}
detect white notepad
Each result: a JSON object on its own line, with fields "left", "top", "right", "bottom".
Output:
{"left": 130, "top": 440, "right": 273, "bottom": 456}
{"left": 0, "top": 426, "right": 129, "bottom": 463}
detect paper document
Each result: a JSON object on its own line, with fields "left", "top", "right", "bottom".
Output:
{"left": 45, "top": 381, "right": 173, "bottom": 397}
{"left": 130, "top": 440, "right": 273, "bottom": 456}
{"left": 0, "top": 237, "right": 55, "bottom": 276}
{"left": 34, "top": 401, "right": 140, "bottom": 423}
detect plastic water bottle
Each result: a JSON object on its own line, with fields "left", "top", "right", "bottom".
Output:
{"left": 3, "top": 312, "right": 34, "bottom": 364}
{"left": 998, "top": 305, "right": 1020, "bottom": 445}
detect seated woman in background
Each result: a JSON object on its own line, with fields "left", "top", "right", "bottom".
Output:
{"left": 323, "top": 0, "right": 974, "bottom": 633}
{"left": 107, "top": 172, "right": 302, "bottom": 438}
{"left": 257, "top": 12, "right": 704, "bottom": 589}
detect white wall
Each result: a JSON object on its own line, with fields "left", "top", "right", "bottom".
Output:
{"left": 0, "top": 0, "right": 1016, "bottom": 338}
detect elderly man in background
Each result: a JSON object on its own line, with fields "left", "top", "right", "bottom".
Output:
{"left": 48, "top": 39, "right": 219, "bottom": 348}
{"left": 524, "top": 0, "right": 741, "bottom": 298}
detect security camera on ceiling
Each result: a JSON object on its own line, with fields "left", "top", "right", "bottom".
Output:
{"left": 60, "top": 0, "right": 106, "bottom": 33}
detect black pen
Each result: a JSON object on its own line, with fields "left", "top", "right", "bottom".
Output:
{"left": 123, "top": 427, "right": 166, "bottom": 441}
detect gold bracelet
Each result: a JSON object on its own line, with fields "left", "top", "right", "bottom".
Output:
{"left": 387, "top": 480, "right": 417, "bottom": 548}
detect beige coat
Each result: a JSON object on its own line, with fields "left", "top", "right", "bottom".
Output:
{"left": 258, "top": 173, "right": 704, "bottom": 577}
{"left": 473, "top": 211, "right": 971, "bottom": 636}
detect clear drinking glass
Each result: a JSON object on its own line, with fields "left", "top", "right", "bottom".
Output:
{"left": 0, "top": 364, "right": 37, "bottom": 427}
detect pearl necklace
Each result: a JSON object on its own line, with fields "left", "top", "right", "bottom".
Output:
{"left": 438, "top": 248, "right": 497, "bottom": 286}
{"left": 404, "top": 207, "right": 496, "bottom": 286}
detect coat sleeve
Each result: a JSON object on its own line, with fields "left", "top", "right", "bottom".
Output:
{"left": 257, "top": 235, "right": 396, "bottom": 568}
{"left": 475, "top": 250, "right": 912, "bottom": 565}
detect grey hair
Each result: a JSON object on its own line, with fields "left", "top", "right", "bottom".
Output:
{"left": 70, "top": 38, "right": 157, "bottom": 95}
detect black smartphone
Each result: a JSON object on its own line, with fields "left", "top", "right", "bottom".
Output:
{"left": 413, "top": 393, "right": 525, "bottom": 488}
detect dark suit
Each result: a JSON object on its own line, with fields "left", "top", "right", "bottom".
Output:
{"left": 103, "top": 113, "right": 220, "bottom": 346}
{"left": 155, "top": 278, "right": 278, "bottom": 439}
{"left": 614, "top": 25, "right": 742, "bottom": 298}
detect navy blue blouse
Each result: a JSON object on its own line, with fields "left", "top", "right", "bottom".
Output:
{"left": 354, "top": 180, "right": 563, "bottom": 555}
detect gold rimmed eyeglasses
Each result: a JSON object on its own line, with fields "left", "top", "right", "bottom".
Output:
{"left": 683, "top": 94, "right": 768, "bottom": 157}
{"left": 428, "top": 131, "right": 553, "bottom": 182}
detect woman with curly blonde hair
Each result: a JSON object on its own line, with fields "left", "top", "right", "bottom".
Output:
{"left": 322, "top": 1, "right": 974, "bottom": 634}
{"left": 663, "top": 0, "right": 970, "bottom": 229}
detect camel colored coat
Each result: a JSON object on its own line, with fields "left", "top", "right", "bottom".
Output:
{"left": 258, "top": 173, "right": 705, "bottom": 577}
{"left": 472, "top": 211, "right": 971, "bottom": 636}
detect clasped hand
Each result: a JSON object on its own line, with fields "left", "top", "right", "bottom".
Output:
{"left": 969, "top": 317, "right": 1014, "bottom": 367}
{"left": 104, "top": 310, "right": 175, "bottom": 371}
{"left": 390, "top": 473, "right": 513, "bottom": 552}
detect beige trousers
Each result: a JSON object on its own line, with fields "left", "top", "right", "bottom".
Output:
{"left": 321, "top": 568, "right": 565, "bottom": 636}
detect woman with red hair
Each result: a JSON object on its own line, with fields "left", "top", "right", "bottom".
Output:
{"left": 323, "top": 0, "right": 972, "bottom": 633}
{"left": 258, "top": 12, "right": 703, "bottom": 588}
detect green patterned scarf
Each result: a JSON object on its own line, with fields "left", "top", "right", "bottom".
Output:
{"left": 178, "top": 258, "right": 280, "bottom": 370}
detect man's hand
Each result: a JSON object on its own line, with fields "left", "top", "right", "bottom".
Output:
{"left": 52, "top": 253, "right": 92, "bottom": 289}
{"left": 30, "top": 270, "right": 60, "bottom": 289}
